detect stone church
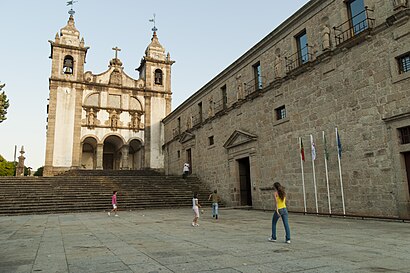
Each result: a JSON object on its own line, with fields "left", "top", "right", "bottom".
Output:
{"left": 162, "top": 0, "right": 410, "bottom": 219}
{"left": 44, "top": 14, "right": 174, "bottom": 176}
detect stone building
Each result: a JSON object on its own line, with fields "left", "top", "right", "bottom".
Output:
{"left": 162, "top": 0, "right": 410, "bottom": 218}
{"left": 44, "top": 15, "right": 174, "bottom": 176}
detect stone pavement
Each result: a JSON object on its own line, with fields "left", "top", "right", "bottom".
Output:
{"left": 0, "top": 208, "right": 409, "bottom": 273}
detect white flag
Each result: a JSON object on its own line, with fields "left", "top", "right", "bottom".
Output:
{"left": 311, "top": 135, "right": 316, "bottom": 161}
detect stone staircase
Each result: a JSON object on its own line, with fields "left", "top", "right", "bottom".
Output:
{"left": 0, "top": 171, "right": 216, "bottom": 215}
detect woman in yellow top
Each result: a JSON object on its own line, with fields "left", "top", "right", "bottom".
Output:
{"left": 269, "top": 182, "right": 291, "bottom": 244}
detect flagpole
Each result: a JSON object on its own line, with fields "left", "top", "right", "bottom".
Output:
{"left": 310, "top": 134, "right": 318, "bottom": 214}
{"left": 336, "top": 127, "right": 346, "bottom": 215}
{"left": 299, "top": 137, "right": 307, "bottom": 213}
{"left": 323, "top": 131, "right": 331, "bottom": 214}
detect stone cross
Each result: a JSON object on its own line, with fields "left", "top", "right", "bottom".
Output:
{"left": 112, "top": 47, "right": 121, "bottom": 59}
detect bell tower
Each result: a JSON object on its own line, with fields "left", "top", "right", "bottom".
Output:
{"left": 137, "top": 27, "right": 175, "bottom": 169}
{"left": 44, "top": 14, "right": 89, "bottom": 176}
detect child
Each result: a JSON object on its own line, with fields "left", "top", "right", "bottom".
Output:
{"left": 108, "top": 191, "right": 118, "bottom": 217}
{"left": 268, "top": 182, "right": 291, "bottom": 243}
{"left": 192, "top": 193, "right": 201, "bottom": 227}
{"left": 208, "top": 190, "right": 220, "bottom": 219}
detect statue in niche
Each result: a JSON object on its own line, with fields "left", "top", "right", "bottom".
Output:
{"left": 393, "top": 0, "right": 408, "bottom": 9}
{"left": 208, "top": 97, "right": 214, "bottom": 118}
{"left": 236, "top": 82, "right": 244, "bottom": 101}
{"left": 131, "top": 112, "right": 141, "bottom": 131}
{"left": 274, "top": 54, "right": 283, "bottom": 79}
{"left": 87, "top": 109, "right": 95, "bottom": 127}
{"left": 110, "top": 111, "right": 119, "bottom": 130}
{"left": 321, "top": 24, "right": 331, "bottom": 50}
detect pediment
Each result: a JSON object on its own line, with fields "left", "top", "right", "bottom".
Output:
{"left": 223, "top": 130, "right": 257, "bottom": 149}
{"left": 179, "top": 132, "right": 195, "bottom": 144}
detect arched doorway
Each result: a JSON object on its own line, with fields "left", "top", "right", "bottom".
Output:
{"left": 103, "top": 135, "right": 124, "bottom": 170}
{"left": 81, "top": 137, "right": 97, "bottom": 169}
{"left": 129, "top": 139, "right": 144, "bottom": 170}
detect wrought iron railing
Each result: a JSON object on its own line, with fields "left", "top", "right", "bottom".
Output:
{"left": 244, "top": 76, "right": 267, "bottom": 97}
{"left": 214, "top": 98, "right": 226, "bottom": 113}
{"left": 333, "top": 7, "right": 374, "bottom": 46}
{"left": 191, "top": 114, "right": 202, "bottom": 126}
{"left": 285, "top": 44, "right": 313, "bottom": 73}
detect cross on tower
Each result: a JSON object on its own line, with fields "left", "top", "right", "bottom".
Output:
{"left": 149, "top": 13, "right": 158, "bottom": 32}
{"left": 112, "top": 47, "right": 121, "bottom": 59}
{"left": 66, "top": 1, "right": 78, "bottom": 15}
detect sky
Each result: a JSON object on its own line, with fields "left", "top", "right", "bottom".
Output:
{"left": 0, "top": 0, "right": 310, "bottom": 170}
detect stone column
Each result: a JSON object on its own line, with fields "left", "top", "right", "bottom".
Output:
{"left": 96, "top": 144, "right": 103, "bottom": 170}
{"left": 121, "top": 145, "right": 130, "bottom": 170}
{"left": 16, "top": 146, "right": 26, "bottom": 176}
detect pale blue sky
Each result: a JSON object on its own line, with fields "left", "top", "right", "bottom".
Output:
{"left": 0, "top": 0, "right": 309, "bottom": 170}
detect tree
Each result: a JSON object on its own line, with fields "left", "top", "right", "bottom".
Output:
{"left": 0, "top": 83, "right": 9, "bottom": 123}
{"left": 0, "top": 155, "right": 15, "bottom": 176}
{"left": 34, "top": 166, "right": 44, "bottom": 176}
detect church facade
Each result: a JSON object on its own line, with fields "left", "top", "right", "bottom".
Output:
{"left": 44, "top": 15, "right": 174, "bottom": 176}
{"left": 162, "top": 0, "right": 410, "bottom": 218}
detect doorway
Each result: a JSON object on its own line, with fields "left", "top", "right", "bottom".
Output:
{"left": 238, "top": 157, "right": 252, "bottom": 206}
{"left": 404, "top": 152, "right": 410, "bottom": 196}
{"left": 186, "top": 149, "right": 192, "bottom": 174}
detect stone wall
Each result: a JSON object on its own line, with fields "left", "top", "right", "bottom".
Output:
{"left": 163, "top": 0, "right": 410, "bottom": 218}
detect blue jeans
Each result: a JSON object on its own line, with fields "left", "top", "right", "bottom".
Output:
{"left": 271, "top": 208, "right": 290, "bottom": 241}
{"left": 212, "top": 203, "right": 218, "bottom": 216}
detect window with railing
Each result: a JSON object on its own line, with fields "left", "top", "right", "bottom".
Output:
{"left": 398, "top": 53, "right": 410, "bottom": 74}
{"left": 333, "top": 3, "right": 374, "bottom": 46}
{"left": 399, "top": 126, "right": 410, "bottom": 144}
{"left": 244, "top": 76, "right": 266, "bottom": 97}
{"left": 296, "top": 31, "right": 309, "bottom": 65}
{"left": 285, "top": 45, "right": 313, "bottom": 73}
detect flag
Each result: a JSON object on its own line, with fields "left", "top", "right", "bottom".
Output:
{"left": 337, "top": 131, "right": 342, "bottom": 159}
{"left": 323, "top": 133, "right": 329, "bottom": 160}
{"left": 300, "top": 138, "right": 305, "bottom": 162}
{"left": 311, "top": 140, "right": 316, "bottom": 161}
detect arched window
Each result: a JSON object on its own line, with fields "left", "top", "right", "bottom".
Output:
{"left": 63, "top": 55, "right": 74, "bottom": 74}
{"left": 154, "top": 69, "right": 163, "bottom": 85}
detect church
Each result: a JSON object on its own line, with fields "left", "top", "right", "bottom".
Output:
{"left": 44, "top": 14, "right": 174, "bottom": 176}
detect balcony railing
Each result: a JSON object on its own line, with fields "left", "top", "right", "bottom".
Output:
{"left": 244, "top": 76, "right": 267, "bottom": 97}
{"left": 333, "top": 7, "right": 374, "bottom": 46}
{"left": 214, "top": 98, "right": 226, "bottom": 114}
{"left": 191, "top": 114, "right": 202, "bottom": 126}
{"left": 285, "top": 45, "right": 313, "bottom": 73}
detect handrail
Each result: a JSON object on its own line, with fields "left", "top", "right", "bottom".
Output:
{"left": 333, "top": 7, "right": 374, "bottom": 46}
{"left": 244, "top": 76, "right": 267, "bottom": 97}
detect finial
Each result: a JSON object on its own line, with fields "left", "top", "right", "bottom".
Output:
{"left": 149, "top": 13, "right": 158, "bottom": 33}
{"left": 67, "top": 0, "right": 78, "bottom": 16}
{"left": 112, "top": 46, "right": 121, "bottom": 59}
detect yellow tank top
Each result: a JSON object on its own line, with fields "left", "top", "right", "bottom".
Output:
{"left": 276, "top": 195, "right": 286, "bottom": 209}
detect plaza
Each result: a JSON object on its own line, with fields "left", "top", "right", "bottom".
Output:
{"left": 0, "top": 208, "right": 409, "bottom": 273}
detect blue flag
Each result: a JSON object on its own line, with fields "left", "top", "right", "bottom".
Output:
{"left": 337, "top": 131, "right": 342, "bottom": 158}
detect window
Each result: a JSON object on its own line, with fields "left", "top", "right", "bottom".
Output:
{"left": 208, "top": 136, "right": 214, "bottom": 146}
{"left": 399, "top": 126, "right": 410, "bottom": 144}
{"left": 347, "top": 0, "right": 367, "bottom": 35}
{"left": 221, "top": 85, "right": 227, "bottom": 109}
{"left": 177, "top": 117, "right": 181, "bottom": 134}
{"left": 177, "top": 150, "right": 180, "bottom": 158}
{"left": 154, "top": 69, "right": 163, "bottom": 85}
{"left": 296, "top": 31, "right": 309, "bottom": 65}
{"left": 198, "top": 102, "right": 203, "bottom": 123}
{"left": 275, "top": 105, "right": 286, "bottom": 120}
{"left": 63, "top": 55, "right": 74, "bottom": 74}
{"left": 398, "top": 53, "right": 410, "bottom": 74}
{"left": 253, "top": 62, "right": 263, "bottom": 90}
